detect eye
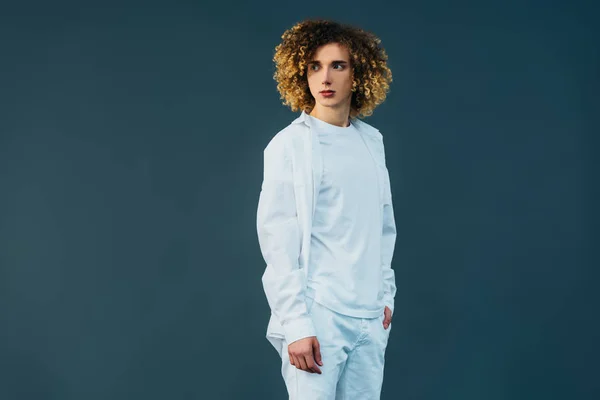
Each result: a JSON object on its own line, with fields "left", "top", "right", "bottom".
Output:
{"left": 309, "top": 64, "right": 345, "bottom": 71}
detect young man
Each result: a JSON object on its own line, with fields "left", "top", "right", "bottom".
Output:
{"left": 256, "top": 19, "right": 397, "bottom": 399}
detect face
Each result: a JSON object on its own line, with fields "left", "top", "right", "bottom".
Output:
{"left": 306, "top": 42, "right": 353, "bottom": 113}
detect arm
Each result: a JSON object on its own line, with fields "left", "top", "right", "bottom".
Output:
{"left": 257, "top": 137, "right": 316, "bottom": 345}
{"left": 381, "top": 190, "right": 397, "bottom": 314}
{"left": 381, "top": 142, "right": 397, "bottom": 315}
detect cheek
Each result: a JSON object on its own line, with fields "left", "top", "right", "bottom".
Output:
{"left": 344, "top": 74, "right": 353, "bottom": 87}
{"left": 307, "top": 76, "right": 317, "bottom": 92}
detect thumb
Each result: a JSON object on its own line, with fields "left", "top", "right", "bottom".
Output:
{"left": 313, "top": 339, "right": 323, "bottom": 366}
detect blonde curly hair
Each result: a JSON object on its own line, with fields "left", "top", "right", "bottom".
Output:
{"left": 273, "top": 19, "right": 393, "bottom": 120}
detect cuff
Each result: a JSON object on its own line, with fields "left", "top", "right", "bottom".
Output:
{"left": 282, "top": 315, "right": 317, "bottom": 345}
{"left": 383, "top": 293, "right": 395, "bottom": 315}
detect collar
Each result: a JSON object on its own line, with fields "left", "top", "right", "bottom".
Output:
{"left": 291, "top": 110, "right": 381, "bottom": 137}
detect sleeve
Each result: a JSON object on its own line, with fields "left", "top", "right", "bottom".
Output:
{"left": 380, "top": 139, "right": 397, "bottom": 314}
{"left": 257, "top": 137, "right": 316, "bottom": 344}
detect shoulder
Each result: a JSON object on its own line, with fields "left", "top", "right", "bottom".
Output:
{"left": 352, "top": 118, "right": 383, "bottom": 140}
{"left": 263, "top": 119, "right": 309, "bottom": 155}
{"left": 353, "top": 118, "right": 390, "bottom": 164}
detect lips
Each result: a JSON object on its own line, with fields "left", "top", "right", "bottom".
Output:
{"left": 320, "top": 90, "right": 335, "bottom": 94}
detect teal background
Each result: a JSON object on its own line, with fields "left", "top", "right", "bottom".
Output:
{"left": 0, "top": 1, "right": 596, "bottom": 399}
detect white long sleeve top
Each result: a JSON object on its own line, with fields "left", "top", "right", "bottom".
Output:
{"left": 306, "top": 114, "right": 385, "bottom": 318}
{"left": 257, "top": 111, "right": 397, "bottom": 354}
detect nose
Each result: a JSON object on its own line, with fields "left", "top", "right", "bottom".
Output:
{"left": 322, "top": 68, "right": 331, "bottom": 85}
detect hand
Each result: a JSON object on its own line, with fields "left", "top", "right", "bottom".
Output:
{"left": 288, "top": 336, "right": 323, "bottom": 374}
{"left": 383, "top": 306, "right": 392, "bottom": 330}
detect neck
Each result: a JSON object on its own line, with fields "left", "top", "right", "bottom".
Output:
{"left": 309, "top": 105, "right": 351, "bottom": 127}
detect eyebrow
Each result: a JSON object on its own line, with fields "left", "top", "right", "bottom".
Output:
{"left": 308, "top": 60, "right": 349, "bottom": 65}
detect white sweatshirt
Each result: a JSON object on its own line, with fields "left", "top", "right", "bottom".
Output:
{"left": 305, "top": 115, "right": 385, "bottom": 318}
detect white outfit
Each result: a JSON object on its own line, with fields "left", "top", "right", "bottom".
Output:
{"left": 256, "top": 111, "right": 397, "bottom": 399}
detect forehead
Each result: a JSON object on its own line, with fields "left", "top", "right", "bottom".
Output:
{"left": 310, "top": 42, "right": 350, "bottom": 61}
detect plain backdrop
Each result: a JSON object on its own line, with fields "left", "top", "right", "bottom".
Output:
{"left": 0, "top": 1, "right": 597, "bottom": 399}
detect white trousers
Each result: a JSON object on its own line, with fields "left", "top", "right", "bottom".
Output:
{"left": 280, "top": 297, "right": 392, "bottom": 400}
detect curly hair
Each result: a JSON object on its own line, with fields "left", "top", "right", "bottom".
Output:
{"left": 272, "top": 19, "right": 393, "bottom": 120}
